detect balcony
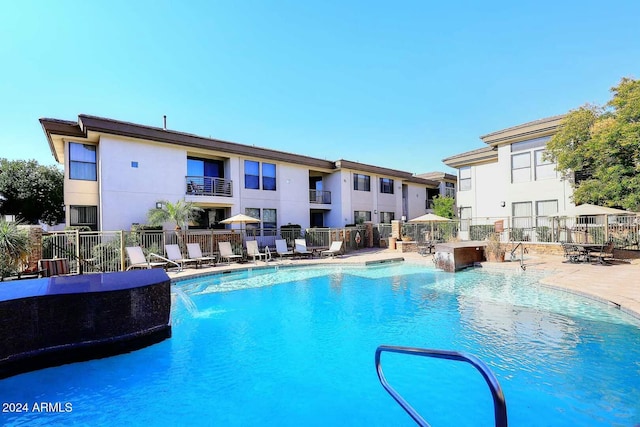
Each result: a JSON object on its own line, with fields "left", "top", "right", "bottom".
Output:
{"left": 186, "top": 176, "right": 233, "bottom": 197}
{"left": 309, "top": 189, "right": 331, "bottom": 204}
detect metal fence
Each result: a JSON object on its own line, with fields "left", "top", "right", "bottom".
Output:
{"left": 40, "top": 215, "right": 638, "bottom": 274}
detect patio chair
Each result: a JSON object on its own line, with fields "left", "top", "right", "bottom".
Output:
{"left": 218, "top": 241, "right": 243, "bottom": 265}
{"left": 321, "top": 241, "right": 343, "bottom": 257}
{"left": 38, "top": 258, "right": 71, "bottom": 277}
{"left": 125, "top": 246, "right": 167, "bottom": 271}
{"left": 165, "top": 244, "right": 199, "bottom": 270}
{"left": 186, "top": 243, "right": 216, "bottom": 267}
{"left": 275, "top": 239, "right": 294, "bottom": 259}
{"left": 560, "top": 242, "right": 584, "bottom": 263}
{"left": 588, "top": 241, "right": 615, "bottom": 264}
{"left": 246, "top": 240, "right": 268, "bottom": 263}
{"left": 294, "top": 239, "right": 314, "bottom": 258}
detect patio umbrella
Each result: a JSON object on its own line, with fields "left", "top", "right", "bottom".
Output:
{"left": 408, "top": 213, "right": 452, "bottom": 240}
{"left": 551, "top": 203, "right": 636, "bottom": 217}
{"left": 219, "top": 213, "right": 261, "bottom": 225}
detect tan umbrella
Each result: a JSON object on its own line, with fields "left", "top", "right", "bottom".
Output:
{"left": 551, "top": 203, "right": 636, "bottom": 217}
{"left": 408, "top": 213, "right": 452, "bottom": 241}
{"left": 220, "top": 213, "right": 261, "bottom": 224}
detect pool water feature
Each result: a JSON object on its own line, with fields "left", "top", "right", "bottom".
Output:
{"left": 2, "top": 263, "right": 639, "bottom": 426}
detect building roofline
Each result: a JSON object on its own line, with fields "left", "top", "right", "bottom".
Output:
{"left": 41, "top": 114, "right": 440, "bottom": 185}
{"left": 480, "top": 114, "right": 566, "bottom": 146}
{"left": 442, "top": 146, "right": 497, "bottom": 168}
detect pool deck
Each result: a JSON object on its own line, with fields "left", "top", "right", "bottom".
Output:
{"left": 169, "top": 248, "right": 640, "bottom": 320}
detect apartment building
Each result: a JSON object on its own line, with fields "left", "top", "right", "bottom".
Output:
{"left": 41, "top": 115, "right": 444, "bottom": 231}
{"left": 443, "top": 115, "right": 575, "bottom": 237}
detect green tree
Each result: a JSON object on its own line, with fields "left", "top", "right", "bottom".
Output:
{"left": 0, "top": 158, "right": 64, "bottom": 224}
{"left": 546, "top": 78, "right": 640, "bottom": 211}
{"left": 0, "top": 219, "right": 29, "bottom": 279}
{"left": 431, "top": 195, "right": 455, "bottom": 218}
{"left": 147, "top": 199, "right": 203, "bottom": 231}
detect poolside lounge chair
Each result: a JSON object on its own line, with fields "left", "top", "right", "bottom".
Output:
{"left": 246, "top": 240, "right": 269, "bottom": 263}
{"left": 294, "top": 239, "right": 314, "bottom": 258}
{"left": 218, "top": 241, "right": 243, "bottom": 265}
{"left": 38, "top": 258, "right": 71, "bottom": 277}
{"left": 275, "top": 239, "right": 294, "bottom": 259}
{"left": 321, "top": 241, "right": 343, "bottom": 257}
{"left": 186, "top": 243, "right": 216, "bottom": 267}
{"left": 126, "top": 246, "right": 167, "bottom": 270}
{"left": 165, "top": 244, "right": 199, "bottom": 270}
{"left": 588, "top": 241, "right": 615, "bottom": 264}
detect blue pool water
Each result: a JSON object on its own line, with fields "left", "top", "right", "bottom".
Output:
{"left": 2, "top": 263, "right": 640, "bottom": 426}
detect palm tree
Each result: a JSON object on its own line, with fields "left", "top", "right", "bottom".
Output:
{"left": 147, "top": 200, "right": 203, "bottom": 246}
{"left": 0, "top": 219, "right": 29, "bottom": 280}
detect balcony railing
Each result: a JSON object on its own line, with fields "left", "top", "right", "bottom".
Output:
{"left": 186, "top": 176, "right": 233, "bottom": 197}
{"left": 309, "top": 189, "right": 331, "bottom": 204}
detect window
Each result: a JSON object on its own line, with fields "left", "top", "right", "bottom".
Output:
{"left": 263, "top": 208, "right": 277, "bottom": 236}
{"left": 534, "top": 150, "right": 556, "bottom": 180}
{"left": 69, "top": 142, "right": 97, "bottom": 181}
{"left": 353, "top": 174, "right": 370, "bottom": 191}
{"left": 380, "top": 211, "right": 395, "bottom": 224}
{"left": 379, "top": 178, "right": 394, "bottom": 194}
{"left": 536, "top": 200, "right": 558, "bottom": 229}
{"left": 245, "top": 208, "right": 260, "bottom": 235}
{"left": 511, "top": 152, "right": 531, "bottom": 183}
{"left": 459, "top": 207, "right": 471, "bottom": 231}
{"left": 459, "top": 167, "right": 471, "bottom": 191}
{"left": 512, "top": 201, "right": 532, "bottom": 229}
{"left": 444, "top": 182, "right": 455, "bottom": 198}
{"left": 262, "top": 163, "right": 276, "bottom": 191}
{"left": 354, "top": 211, "right": 371, "bottom": 223}
{"left": 70, "top": 205, "right": 98, "bottom": 231}
{"left": 244, "top": 160, "right": 259, "bottom": 189}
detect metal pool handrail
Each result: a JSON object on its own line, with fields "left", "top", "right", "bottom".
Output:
{"left": 375, "top": 345, "right": 508, "bottom": 427}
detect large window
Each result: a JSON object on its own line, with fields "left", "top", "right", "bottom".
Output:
{"left": 511, "top": 152, "right": 531, "bottom": 183}
{"left": 534, "top": 150, "right": 556, "bottom": 180}
{"left": 354, "top": 211, "right": 371, "bottom": 223}
{"left": 380, "top": 211, "right": 394, "bottom": 224}
{"left": 459, "top": 206, "right": 471, "bottom": 231}
{"left": 459, "top": 167, "right": 471, "bottom": 191}
{"left": 244, "top": 160, "right": 260, "bottom": 189}
{"left": 245, "top": 160, "right": 276, "bottom": 190}
{"left": 70, "top": 205, "right": 98, "bottom": 230}
{"left": 69, "top": 142, "right": 97, "bottom": 181}
{"left": 379, "top": 178, "right": 394, "bottom": 194}
{"left": 536, "top": 199, "right": 558, "bottom": 229}
{"left": 444, "top": 182, "right": 455, "bottom": 198}
{"left": 512, "top": 201, "right": 532, "bottom": 229}
{"left": 263, "top": 208, "right": 277, "bottom": 236}
{"left": 353, "top": 174, "right": 370, "bottom": 191}
{"left": 244, "top": 208, "right": 277, "bottom": 236}
{"left": 244, "top": 208, "right": 260, "bottom": 235}
{"left": 262, "top": 163, "right": 276, "bottom": 191}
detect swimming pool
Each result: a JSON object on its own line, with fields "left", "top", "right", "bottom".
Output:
{"left": 2, "top": 263, "right": 639, "bottom": 426}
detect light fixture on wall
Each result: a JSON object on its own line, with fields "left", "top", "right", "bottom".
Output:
{"left": 374, "top": 210, "right": 378, "bottom": 214}
{"left": 500, "top": 201, "right": 506, "bottom": 208}
{"left": 156, "top": 202, "right": 163, "bottom": 209}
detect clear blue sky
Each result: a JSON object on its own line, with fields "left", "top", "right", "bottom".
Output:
{"left": 1, "top": 0, "right": 638, "bottom": 175}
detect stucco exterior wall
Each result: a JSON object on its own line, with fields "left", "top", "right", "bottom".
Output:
{"left": 98, "top": 136, "right": 186, "bottom": 230}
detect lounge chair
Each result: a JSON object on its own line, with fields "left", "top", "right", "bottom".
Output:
{"left": 321, "top": 241, "right": 343, "bottom": 257}
{"left": 294, "top": 239, "right": 314, "bottom": 258}
{"left": 246, "top": 240, "right": 268, "bottom": 263}
{"left": 186, "top": 243, "right": 216, "bottom": 266}
{"left": 38, "top": 258, "right": 71, "bottom": 277}
{"left": 218, "top": 241, "right": 243, "bottom": 265}
{"left": 165, "top": 244, "right": 199, "bottom": 270}
{"left": 275, "top": 239, "right": 294, "bottom": 259}
{"left": 125, "top": 246, "right": 167, "bottom": 270}
{"left": 560, "top": 242, "right": 585, "bottom": 263}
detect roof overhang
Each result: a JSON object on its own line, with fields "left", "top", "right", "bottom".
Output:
{"left": 480, "top": 115, "right": 566, "bottom": 147}
{"left": 442, "top": 147, "right": 498, "bottom": 169}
